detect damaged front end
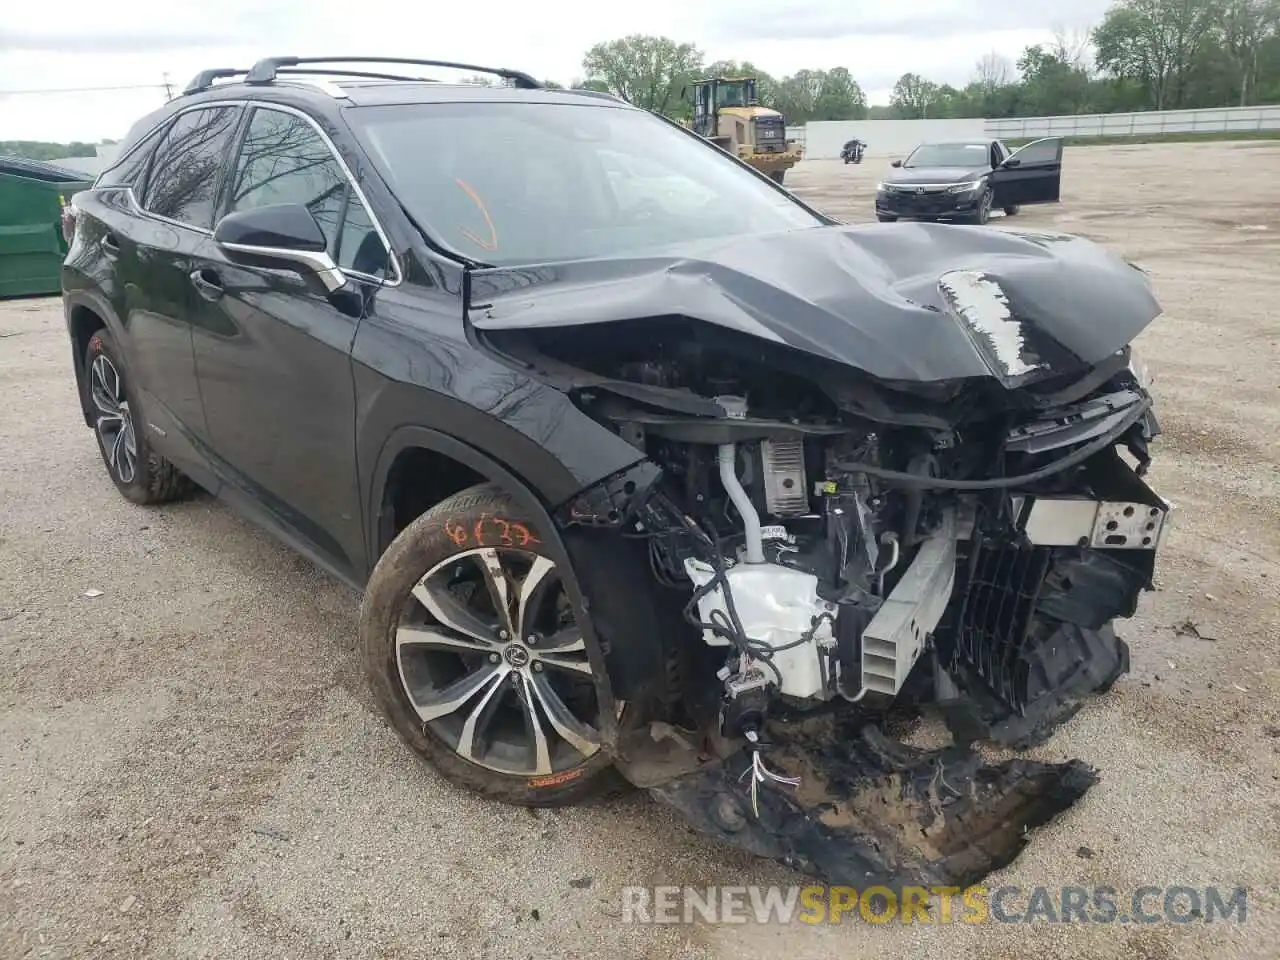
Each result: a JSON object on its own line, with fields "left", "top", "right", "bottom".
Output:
{"left": 468, "top": 223, "right": 1171, "bottom": 889}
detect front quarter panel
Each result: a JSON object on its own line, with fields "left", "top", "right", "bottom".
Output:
{"left": 351, "top": 256, "right": 650, "bottom": 550}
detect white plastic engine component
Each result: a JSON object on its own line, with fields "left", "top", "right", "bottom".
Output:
{"left": 683, "top": 557, "right": 835, "bottom": 700}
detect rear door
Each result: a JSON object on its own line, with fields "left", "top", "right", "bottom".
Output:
{"left": 123, "top": 104, "right": 243, "bottom": 478}
{"left": 989, "top": 136, "right": 1063, "bottom": 207}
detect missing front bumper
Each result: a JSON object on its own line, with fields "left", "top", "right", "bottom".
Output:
{"left": 649, "top": 716, "right": 1096, "bottom": 890}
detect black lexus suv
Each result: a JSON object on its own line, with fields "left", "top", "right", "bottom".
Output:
{"left": 62, "top": 56, "right": 1172, "bottom": 883}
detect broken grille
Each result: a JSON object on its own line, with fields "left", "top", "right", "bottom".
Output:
{"left": 953, "top": 542, "right": 1052, "bottom": 712}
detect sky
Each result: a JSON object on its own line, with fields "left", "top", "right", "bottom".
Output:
{"left": 0, "top": 0, "right": 1114, "bottom": 144}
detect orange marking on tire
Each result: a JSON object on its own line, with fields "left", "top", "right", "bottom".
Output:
{"left": 527, "top": 768, "right": 585, "bottom": 788}
{"left": 444, "top": 519, "right": 469, "bottom": 546}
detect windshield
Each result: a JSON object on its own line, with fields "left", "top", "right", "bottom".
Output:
{"left": 903, "top": 142, "right": 990, "bottom": 168}
{"left": 346, "top": 101, "right": 822, "bottom": 266}
{"left": 716, "top": 81, "right": 752, "bottom": 107}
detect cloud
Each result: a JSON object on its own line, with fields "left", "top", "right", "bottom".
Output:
{"left": 697, "top": 0, "right": 1111, "bottom": 43}
{"left": 0, "top": 30, "right": 241, "bottom": 54}
{"left": 0, "top": 0, "right": 1109, "bottom": 140}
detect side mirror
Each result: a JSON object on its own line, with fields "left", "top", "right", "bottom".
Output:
{"left": 213, "top": 203, "right": 345, "bottom": 293}
{"left": 890, "top": 159, "right": 902, "bottom": 168}
{"left": 1003, "top": 157, "right": 1022, "bottom": 168}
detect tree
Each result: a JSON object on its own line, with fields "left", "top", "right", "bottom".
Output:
{"left": 1220, "top": 0, "right": 1280, "bottom": 104}
{"left": 570, "top": 77, "right": 613, "bottom": 93}
{"left": 1017, "top": 44, "right": 1094, "bottom": 115}
{"left": 814, "top": 67, "right": 868, "bottom": 120}
{"left": 1049, "top": 24, "right": 1095, "bottom": 72}
{"left": 581, "top": 35, "right": 704, "bottom": 117}
{"left": 1093, "top": 0, "right": 1224, "bottom": 109}
{"left": 771, "top": 68, "right": 867, "bottom": 122}
{"left": 890, "top": 72, "right": 941, "bottom": 117}
{"left": 973, "top": 51, "right": 1014, "bottom": 93}
{"left": 0, "top": 140, "right": 99, "bottom": 161}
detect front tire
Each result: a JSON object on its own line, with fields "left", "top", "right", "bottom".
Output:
{"left": 770, "top": 170, "right": 786, "bottom": 185}
{"left": 966, "top": 186, "right": 994, "bottom": 225}
{"left": 359, "top": 483, "right": 621, "bottom": 807}
{"left": 876, "top": 214, "right": 898, "bottom": 222}
{"left": 1004, "top": 205, "right": 1020, "bottom": 216}
{"left": 82, "top": 328, "right": 191, "bottom": 505}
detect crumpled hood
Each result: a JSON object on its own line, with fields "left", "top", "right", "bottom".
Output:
{"left": 883, "top": 165, "right": 986, "bottom": 184}
{"left": 467, "top": 222, "right": 1162, "bottom": 386}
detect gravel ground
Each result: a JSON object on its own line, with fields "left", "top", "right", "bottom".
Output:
{"left": 2, "top": 141, "right": 1279, "bottom": 960}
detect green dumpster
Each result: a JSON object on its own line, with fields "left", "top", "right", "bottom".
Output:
{"left": 1, "top": 156, "right": 94, "bottom": 298}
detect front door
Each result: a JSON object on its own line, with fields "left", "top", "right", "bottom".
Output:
{"left": 189, "top": 104, "right": 394, "bottom": 582}
{"left": 989, "top": 137, "right": 1064, "bottom": 207}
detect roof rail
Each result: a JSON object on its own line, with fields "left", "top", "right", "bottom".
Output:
{"left": 244, "top": 56, "right": 541, "bottom": 89}
{"left": 182, "top": 68, "right": 247, "bottom": 96}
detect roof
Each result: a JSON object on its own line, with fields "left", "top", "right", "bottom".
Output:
{"left": 176, "top": 56, "right": 631, "bottom": 110}
{"left": 173, "top": 77, "right": 630, "bottom": 111}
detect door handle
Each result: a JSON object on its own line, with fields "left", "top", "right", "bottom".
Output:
{"left": 99, "top": 233, "right": 120, "bottom": 259}
{"left": 189, "top": 268, "right": 224, "bottom": 301}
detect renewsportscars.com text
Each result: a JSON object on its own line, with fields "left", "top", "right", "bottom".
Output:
{"left": 621, "top": 885, "right": 1249, "bottom": 926}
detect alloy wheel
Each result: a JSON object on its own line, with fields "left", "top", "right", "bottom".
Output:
{"left": 395, "top": 547, "right": 602, "bottom": 777}
{"left": 979, "top": 187, "right": 993, "bottom": 223}
{"left": 90, "top": 353, "right": 138, "bottom": 485}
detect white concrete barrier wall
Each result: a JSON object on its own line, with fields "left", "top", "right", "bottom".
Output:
{"left": 984, "top": 104, "right": 1280, "bottom": 139}
{"left": 798, "top": 119, "right": 989, "bottom": 159}
{"left": 789, "top": 105, "right": 1280, "bottom": 159}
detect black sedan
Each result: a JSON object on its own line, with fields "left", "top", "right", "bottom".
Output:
{"left": 875, "top": 137, "right": 1063, "bottom": 225}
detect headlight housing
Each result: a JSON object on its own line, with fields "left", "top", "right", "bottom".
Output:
{"left": 947, "top": 179, "right": 984, "bottom": 194}
{"left": 1127, "top": 345, "right": 1155, "bottom": 390}
{"left": 876, "top": 182, "right": 890, "bottom": 193}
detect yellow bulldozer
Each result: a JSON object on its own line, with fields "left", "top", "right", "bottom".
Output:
{"left": 685, "top": 76, "right": 803, "bottom": 185}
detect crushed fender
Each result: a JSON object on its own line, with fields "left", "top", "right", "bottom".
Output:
{"left": 648, "top": 716, "right": 1097, "bottom": 890}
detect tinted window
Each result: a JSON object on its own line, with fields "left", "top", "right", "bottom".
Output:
{"left": 95, "top": 122, "right": 169, "bottom": 190}
{"left": 227, "top": 108, "right": 388, "bottom": 278}
{"left": 347, "top": 101, "right": 822, "bottom": 266}
{"left": 1009, "top": 139, "right": 1061, "bottom": 165}
{"left": 903, "top": 143, "right": 991, "bottom": 168}
{"left": 143, "top": 106, "right": 241, "bottom": 228}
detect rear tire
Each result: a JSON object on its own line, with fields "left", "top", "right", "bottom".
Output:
{"left": 769, "top": 170, "right": 786, "bottom": 185}
{"left": 1004, "top": 205, "right": 1020, "bottom": 216}
{"left": 359, "top": 483, "right": 624, "bottom": 807}
{"left": 82, "top": 328, "right": 192, "bottom": 506}
{"left": 876, "top": 214, "right": 898, "bottom": 222}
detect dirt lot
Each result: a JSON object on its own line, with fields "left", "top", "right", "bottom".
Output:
{"left": 2, "top": 140, "right": 1279, "bottom": 960}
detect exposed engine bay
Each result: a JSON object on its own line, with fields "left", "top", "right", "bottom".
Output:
{"left": 469, "top": 224, "right": 1173, "bottom": 889}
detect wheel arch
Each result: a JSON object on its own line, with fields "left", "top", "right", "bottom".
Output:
{"left": 63, "top": 291, "right": 124, "bottom": 428}
{"left": 365, "top": 425, "right": 626, "bottom": 752}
